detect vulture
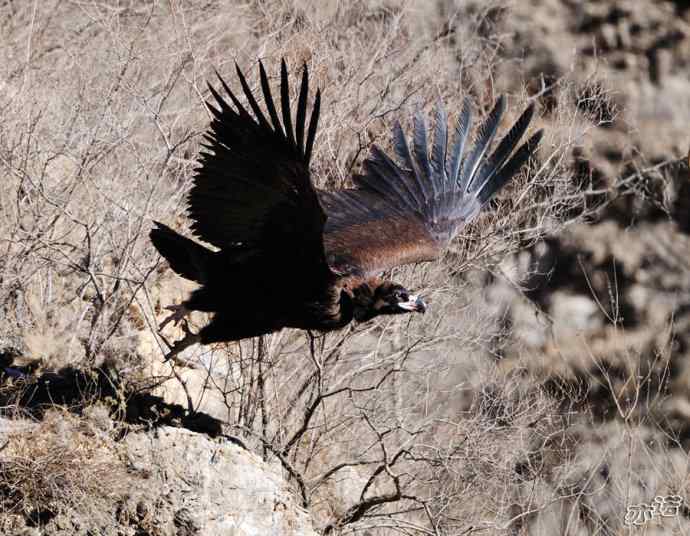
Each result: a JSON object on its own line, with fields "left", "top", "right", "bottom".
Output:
{"left": 150, "top": 59, "right": 542, "bottom": 360}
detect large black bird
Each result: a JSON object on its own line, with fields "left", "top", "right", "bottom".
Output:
{"left": 150, "top": 59, "right": 542, "bottom": 359}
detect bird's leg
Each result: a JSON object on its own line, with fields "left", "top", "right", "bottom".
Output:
{"left": 163, "top": 319, "right": 202, "bottom": 363}
{"left": 159, "top": 303, "right": 190, "bottom": 331}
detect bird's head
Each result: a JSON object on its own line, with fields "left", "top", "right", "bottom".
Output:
{"left": 351, "top": 281, "right": 426, "bottom": 322}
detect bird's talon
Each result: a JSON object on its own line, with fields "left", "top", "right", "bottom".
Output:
{"left": 181, "top": 319, "right": 193, "bottom": 336}
{"left": 159, "top": 303, "right": 190, "bottom": 331}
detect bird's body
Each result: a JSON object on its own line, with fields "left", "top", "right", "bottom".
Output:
{"left": 150, "top": 59, "right": 542, "bottom": 359}
{"left": 152, "top": 223, "right": 349, "bottom": 341}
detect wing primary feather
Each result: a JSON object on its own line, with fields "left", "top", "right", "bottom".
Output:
{"left": 280, "top": 59, "right": 297, "bottom": 149}
{"left": 431, "top": 101, "right": 448, "bottom": 194}
{"left": 393, "top": 121, "right": 426, "bottom": 204}
{"left": 359, "top": 146, "right": 418, "bottom": 212}
{"left": 215, "top": 70, "right": 251, "bottom": 119}
{"left": 357, "top": 145, "right": 422, "bottom": 212}
{"left": 477, "top": 129, "right": 543, "bottom": 205}
{"left": 207, "top": 81, "right": 232, "bottom": 114}
{"left": 305, "top": 88, "right": 321, "bottom": 163}
{"left": 414, "top": 109, "right": 438, "bottom": 221}
{"left": 460, "top": 95, "right": 505, "bottom": 193}
{"left": 200, "top": 133, "right": 217, "bottom": 148}
{"left": 235, "top": 62, "right": 271, "bottom": 130}
{"left": 448, "top": 98, "right": 472, "bottom": 188}
{"left": 296, "top": 63, "right": 309, "bottom": 156}
{"left": 205, "top": 98, "right": 222, "bottom": 119}
{"left": 259, "top": 60, "right": 284, "bottom": 137}
{"left": 413, "top": 110, "right": 432, "bottom": 181}
{"left": 471, "top": 102, "right": 536, "bottom": 195}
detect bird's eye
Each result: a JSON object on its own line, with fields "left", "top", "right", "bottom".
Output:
{"left": 394, "top": 290, "right": 408, "bottom": 301}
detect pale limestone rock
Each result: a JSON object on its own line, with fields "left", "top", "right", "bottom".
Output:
{"left": 125, "top": 427, "right": 318, "bottom": 536}
{"left": 550, "top": 290, "right": 603, "bottom": 339}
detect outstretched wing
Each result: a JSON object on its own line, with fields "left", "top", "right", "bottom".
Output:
{"left": 321, "top": 97, "right": 542, "bottom": 278}
{"left": 188, "top": 59, "right": 329, "bottom": 274}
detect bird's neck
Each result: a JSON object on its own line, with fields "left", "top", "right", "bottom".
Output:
{"left": 347, "top": 278, "right": 382, "bottom": 323}
{"left": 338, "top": 289, "right": 356, "bottom": 325}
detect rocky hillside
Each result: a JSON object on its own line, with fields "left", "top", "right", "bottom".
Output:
{"left": 498, "top": 0, "right": 690, "bottom": 437}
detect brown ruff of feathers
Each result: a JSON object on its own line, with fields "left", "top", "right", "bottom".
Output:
{"left": 150, "top": 59, "right": 543, "bottom": 360}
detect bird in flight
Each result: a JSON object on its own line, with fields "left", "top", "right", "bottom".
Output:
{"left": 150, "top": 59, "right": 542, "bottom": 360}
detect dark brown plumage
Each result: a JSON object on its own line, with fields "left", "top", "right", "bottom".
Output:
{"left": 150, "top": 59, "right": 542, "bottom": 360}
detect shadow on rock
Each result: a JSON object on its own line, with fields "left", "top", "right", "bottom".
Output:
{"left": 0, "top": 364, "right": 223, "bottom": 439}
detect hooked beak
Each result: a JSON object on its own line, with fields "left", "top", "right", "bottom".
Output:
{"left": 398, "top": 295, "right": 427, "bottom": 313}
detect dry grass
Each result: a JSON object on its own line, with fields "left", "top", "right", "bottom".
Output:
{"left": 0, "top": 408, "right": 130, "bottom": 530}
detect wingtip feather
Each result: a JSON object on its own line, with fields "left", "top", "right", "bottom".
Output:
{"left": 280, "top": 58, "right": 296, "bottom": 148}
{"left": 296, "top": 62, "right": 310, "bottom": 156}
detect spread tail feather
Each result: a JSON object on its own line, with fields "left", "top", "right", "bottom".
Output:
{"left": 149, "top": 222, "right": 214, "bottom": 284}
